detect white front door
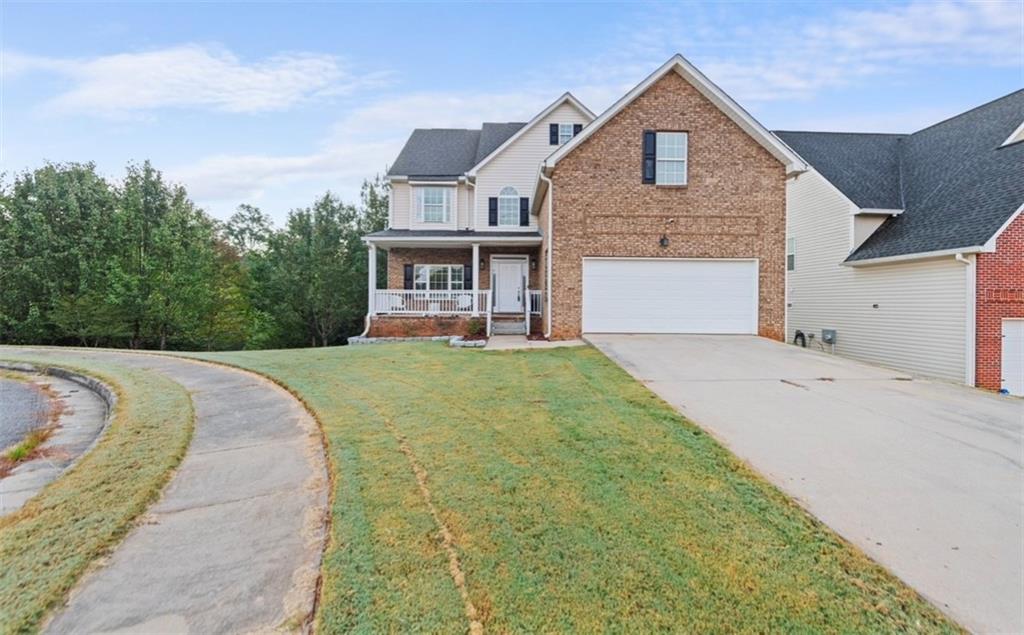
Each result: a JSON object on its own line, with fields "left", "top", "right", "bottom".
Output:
{"left": 1002, "top": 319, "right": 1024, "bottom": 396}
{"left": 494, "top": 260, "right": 524, "bottom": 313}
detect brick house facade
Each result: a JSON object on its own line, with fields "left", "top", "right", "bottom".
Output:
{"left": 547, "top": 72, "right": 786, "bottom": 340}
{"left": 975, "top": 213, "right": 1024, "bottom": 391}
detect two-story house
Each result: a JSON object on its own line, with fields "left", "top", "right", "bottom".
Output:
{"left": 363, "top": 55, "right": 807, "bottom": 339}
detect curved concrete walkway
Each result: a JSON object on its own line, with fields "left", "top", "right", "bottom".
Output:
{"left": 5, "top": 349, "right": 329, "bottom": 634}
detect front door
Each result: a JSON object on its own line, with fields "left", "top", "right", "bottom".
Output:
{"left": 494, "top": 260, "right": 524, "bottom": 313}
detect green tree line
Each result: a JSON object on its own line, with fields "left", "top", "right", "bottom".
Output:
{"left": 0, "top": 161, "right": 388, "bottom": 350}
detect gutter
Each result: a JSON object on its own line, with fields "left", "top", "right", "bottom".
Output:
{"left": 539, "top": 170, "right": 554, "bottom": 339}
{"left": 843, "top": 245, "right": 989, "bottom": 267}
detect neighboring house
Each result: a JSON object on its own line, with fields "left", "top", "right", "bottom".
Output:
{"left": 363, "top": 55, "right": 806, "bottom": 340}
{"left": 778, "top": 90, "right": 1024, "bottom": 394}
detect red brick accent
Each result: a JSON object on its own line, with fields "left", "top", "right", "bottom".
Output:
{"left": 547, "top": 71, "right": 786, "bottom": 340}
{"left": 369, "top": 315, "right": 478, "bottom": 337}
{"left": 975, "top": 212, "right": 1024, "bottom": 390}
{"left": 385, "top": 246, "right": 540, "bottom": 289}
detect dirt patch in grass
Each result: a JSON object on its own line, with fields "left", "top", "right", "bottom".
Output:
{"left": 185, "top": 343, "right": 962, "bottom": 633}
{"left": 0, "top": 353, "right": 194, "bottom": 634}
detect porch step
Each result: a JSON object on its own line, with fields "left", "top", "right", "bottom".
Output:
{"left": 491, "top": 320, "right": 527, "bottom": 335}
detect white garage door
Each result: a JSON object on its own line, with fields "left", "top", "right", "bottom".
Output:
{"left": 1002, "top": 319, "right": 1024, "bottom": 396}
{"left": 582, "top": 258, "right": 758, "bottom": 334}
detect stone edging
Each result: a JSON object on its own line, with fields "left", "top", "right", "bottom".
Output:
{"left": 0, "top": 361, "right": 117, "bottom": 474}
{"left": 347, "top": 335, "right": 486, "bottom": 348}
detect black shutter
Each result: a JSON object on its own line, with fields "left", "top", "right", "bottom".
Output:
{"left": 642, "top": 130, "right": 657, "bottom": 184}
{"left": 403, "top": 264, "right": 414, "bottom": 289}
{"left": 488, "top": 197, "right": 498, "bottom": 226}
{"left": 519, "top": 197, "right": 529, "bottom": 226}
{"left": 549, "top": 123, "right": 559, "bottom": 145}
{"left": 464, "top": 264, "right": 473, "bottom": 290}
{"left": 573, "top": 123, "right": 582, "bottom": 136}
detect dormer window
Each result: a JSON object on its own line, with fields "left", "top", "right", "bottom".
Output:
{"left": 415, "top": 187, "right": 452, "bottom": 223}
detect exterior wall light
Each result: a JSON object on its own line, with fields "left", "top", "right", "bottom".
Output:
{"left": 530, "top": 257, "right": 537, "bottom": 270}
{"left": 659, "top": 234, "right": 670, "bottom": 248}
{"left": 480, "top": 259, "right": 486, "bottom": 270}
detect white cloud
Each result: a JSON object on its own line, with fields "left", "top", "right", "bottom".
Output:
{"left": 5, "top": 44, "right": 391, "bottom": 115}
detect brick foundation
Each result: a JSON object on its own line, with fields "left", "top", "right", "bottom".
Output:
{"left": 369, "top": 315, "right": 483, "bottom": 338}
{"left": 975, "top": 213, "right": 1024, "bottom": 391}
{"left": 547, "top": 71, "right": 786, "bottom": 340}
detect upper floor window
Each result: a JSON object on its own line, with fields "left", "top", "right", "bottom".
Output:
{"left": 415, "top": 187, "right": 452, "bottom": 223}
{"left": 550, "top": 123, "right": 583, "bottom": 145}
{"left": 787, "top": 237, "right": 796, "bottom": 271}
{"left": 498, "top": 187, "right": 520, "bottom": 226}
{"left": 656, "top": 132, "right": 687, "bottom": 185}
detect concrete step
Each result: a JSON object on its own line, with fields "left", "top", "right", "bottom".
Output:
{"left": 491, "top": 320, "right": 527, "bottom": 335}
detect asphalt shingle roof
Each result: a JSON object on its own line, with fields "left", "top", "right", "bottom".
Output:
{"left": 775, "top": 90, "right": 1023, "bottom": 261}
{"left": 387, "top": 123, "right": 525, "bottom": 178}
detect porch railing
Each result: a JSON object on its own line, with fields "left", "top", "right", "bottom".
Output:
{"left": 373, "top": 290, "right": 490, "bottom": 316}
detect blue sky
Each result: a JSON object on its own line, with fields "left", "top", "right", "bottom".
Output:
{"left": 3, "top": 1, "right": 1021, "bottom": 224}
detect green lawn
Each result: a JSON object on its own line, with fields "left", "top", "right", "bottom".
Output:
{"left": 186, "top": 343, "right": 958, "bottom": 633}
{"left": 0, "top": 353, "right": 194, "bottom": 634}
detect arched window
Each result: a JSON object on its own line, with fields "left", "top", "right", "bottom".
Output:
{"left": 498, "top": 186, "right": 519, "bottom": 226}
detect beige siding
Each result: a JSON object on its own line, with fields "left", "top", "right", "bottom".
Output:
{"left": 474, "top": 103, "right": 590, "bottom": 231}
{"left": 390, "top": 182, "right": 410, "bottom": 228}
{"left": 787, "top": 170, "right": 969, "bottom": 382}
{"left": 388, "top": 182, "right": 471, "bottom": 230}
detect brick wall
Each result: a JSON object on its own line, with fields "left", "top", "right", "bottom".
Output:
{"left": 548, "top": 71, "right": 787, "bottom": 340}
{"left": 369, "top": 315, "right": 477, "bottom": 337}
{"left": 385, "top": 246, "right": 540, "bottom": 289}
{"left": 975, "top": 213, "right": 1024, "bottom": 390}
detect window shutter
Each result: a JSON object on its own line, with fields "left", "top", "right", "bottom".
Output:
{"left": 403, "top": 264, "right": 414, "bottom": 289}
{"left": 642, "top": 130, "right": 657, "bottom": 184}
{"left": 519, "top": 197, "right": 529, "bottom": 226}
{"left": 488, "top": 197, "right": 498, "bottom": 226}
{"left": 464, "top": 264, "right": 473, "bottom": 290}
{"left": 573, "top": 123, "right": 582, "bottom": 136}
{"left": 549, "top": 123, "right": 559, "bottom": 145}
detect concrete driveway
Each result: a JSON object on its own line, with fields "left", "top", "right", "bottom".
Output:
{"left": 588, "top": 334, "right": 1023, "bottom": 634}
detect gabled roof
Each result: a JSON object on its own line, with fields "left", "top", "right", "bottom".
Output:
{"left": 778, "top": 89, "right": 1024, "bottom": 262}
{"left": 543, "top": 54, "right": 808, "bottom": 176}
{"left": 774, "top": 132, "right": 906, "bottom": 210}
{"left": 467, "top": 93, "right": 595, "bottom": 175}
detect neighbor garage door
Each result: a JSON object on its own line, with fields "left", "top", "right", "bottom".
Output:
{"left": 582, "top": 258, "right": 758, "bottom": 334}
{"left": 1003, "top": 319, "right": 1024, "bottom": 396}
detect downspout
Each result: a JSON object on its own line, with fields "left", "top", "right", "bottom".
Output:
{"left": 955, "top": 252, "right": 976, "bottom": 386}
{"left": 539, "top": 170, "right": 554, "bottom": 339}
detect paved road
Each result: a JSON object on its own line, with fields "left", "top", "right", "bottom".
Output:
{"left": 589, "top": 334, "right": 1023, "bottom": 635}
{"left": 4, "top": 349, "right": 328, "bottom": 634}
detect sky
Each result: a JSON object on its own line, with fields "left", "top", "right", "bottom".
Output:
{"left": 2, "top": 1, "right": 1022, "bottom": 224}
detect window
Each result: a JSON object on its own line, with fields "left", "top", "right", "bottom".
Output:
{"left": 558, "top": 123, "right": 574, "bottom": 145}
{"left": 416, "top": 187, "right": 451, "bottom": 223}
{"left": 787, "top": 237, "right": 796, "bottom": 271}
{"left": 655, "top": 132, "right": 687, "bottom": 185}
{"left": 498, "top": 186, "right": 520, "bottom": 226}
{"left": 414, "top": 265, "right": 464, "bottom": 291}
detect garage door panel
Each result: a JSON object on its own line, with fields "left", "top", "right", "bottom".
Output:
{"left": 582, "top": 259, "right": 757, "bottom": 334}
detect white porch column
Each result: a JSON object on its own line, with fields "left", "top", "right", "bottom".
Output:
{"left": 471, "top": 242, "right": 480, "bottom": 316}
{"left": 367, "top": 243, "right": 377, "bottom": 316}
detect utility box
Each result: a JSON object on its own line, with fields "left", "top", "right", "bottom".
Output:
{"left": 821, "top": 329, "right": 837, "bottom": 345}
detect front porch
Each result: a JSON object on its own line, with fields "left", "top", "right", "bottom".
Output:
{"left": 364, "top": 231, "right": 544, "bottom": 337}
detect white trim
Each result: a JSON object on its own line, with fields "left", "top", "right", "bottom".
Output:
{"left": 1002, "top": 119, "right": 1024, "bottom": 147}
{"left": 471, "top": 243, "right": 480, "bottom": 315}
{"left": 540, "top": 171, "right": 554, "bottom": 338}
{"left": 467, "top": 93, "right": 595, "bottom": 176}
{"left": 983, "top": 201, "right": 1024, "bottom": 249}
{"left": 580, "top": 257, "right": 759, "bottom": 335}
{"left": 408, "top": 180, "right": 459, "bottom": 186}
{"left": 961, "top": 253, "right": 977, "bottom": 386}
{"left": 844, "top": 246, "right": 990, "bottom": 267}
{"left": 364, "top": 234, "right": 542, "bottom": 246}
{"left": 544, "top": 55, "right": 808, "bottom": 175}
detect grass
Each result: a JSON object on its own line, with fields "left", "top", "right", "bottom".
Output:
{"left": 184, "top": 342, "right": 960, "bottom": 633}
{"left": 0, "top": 353, "right": 194, "bottom": 634}
{"left": 6, "top": 429, "right": 50, "bottom": 462}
